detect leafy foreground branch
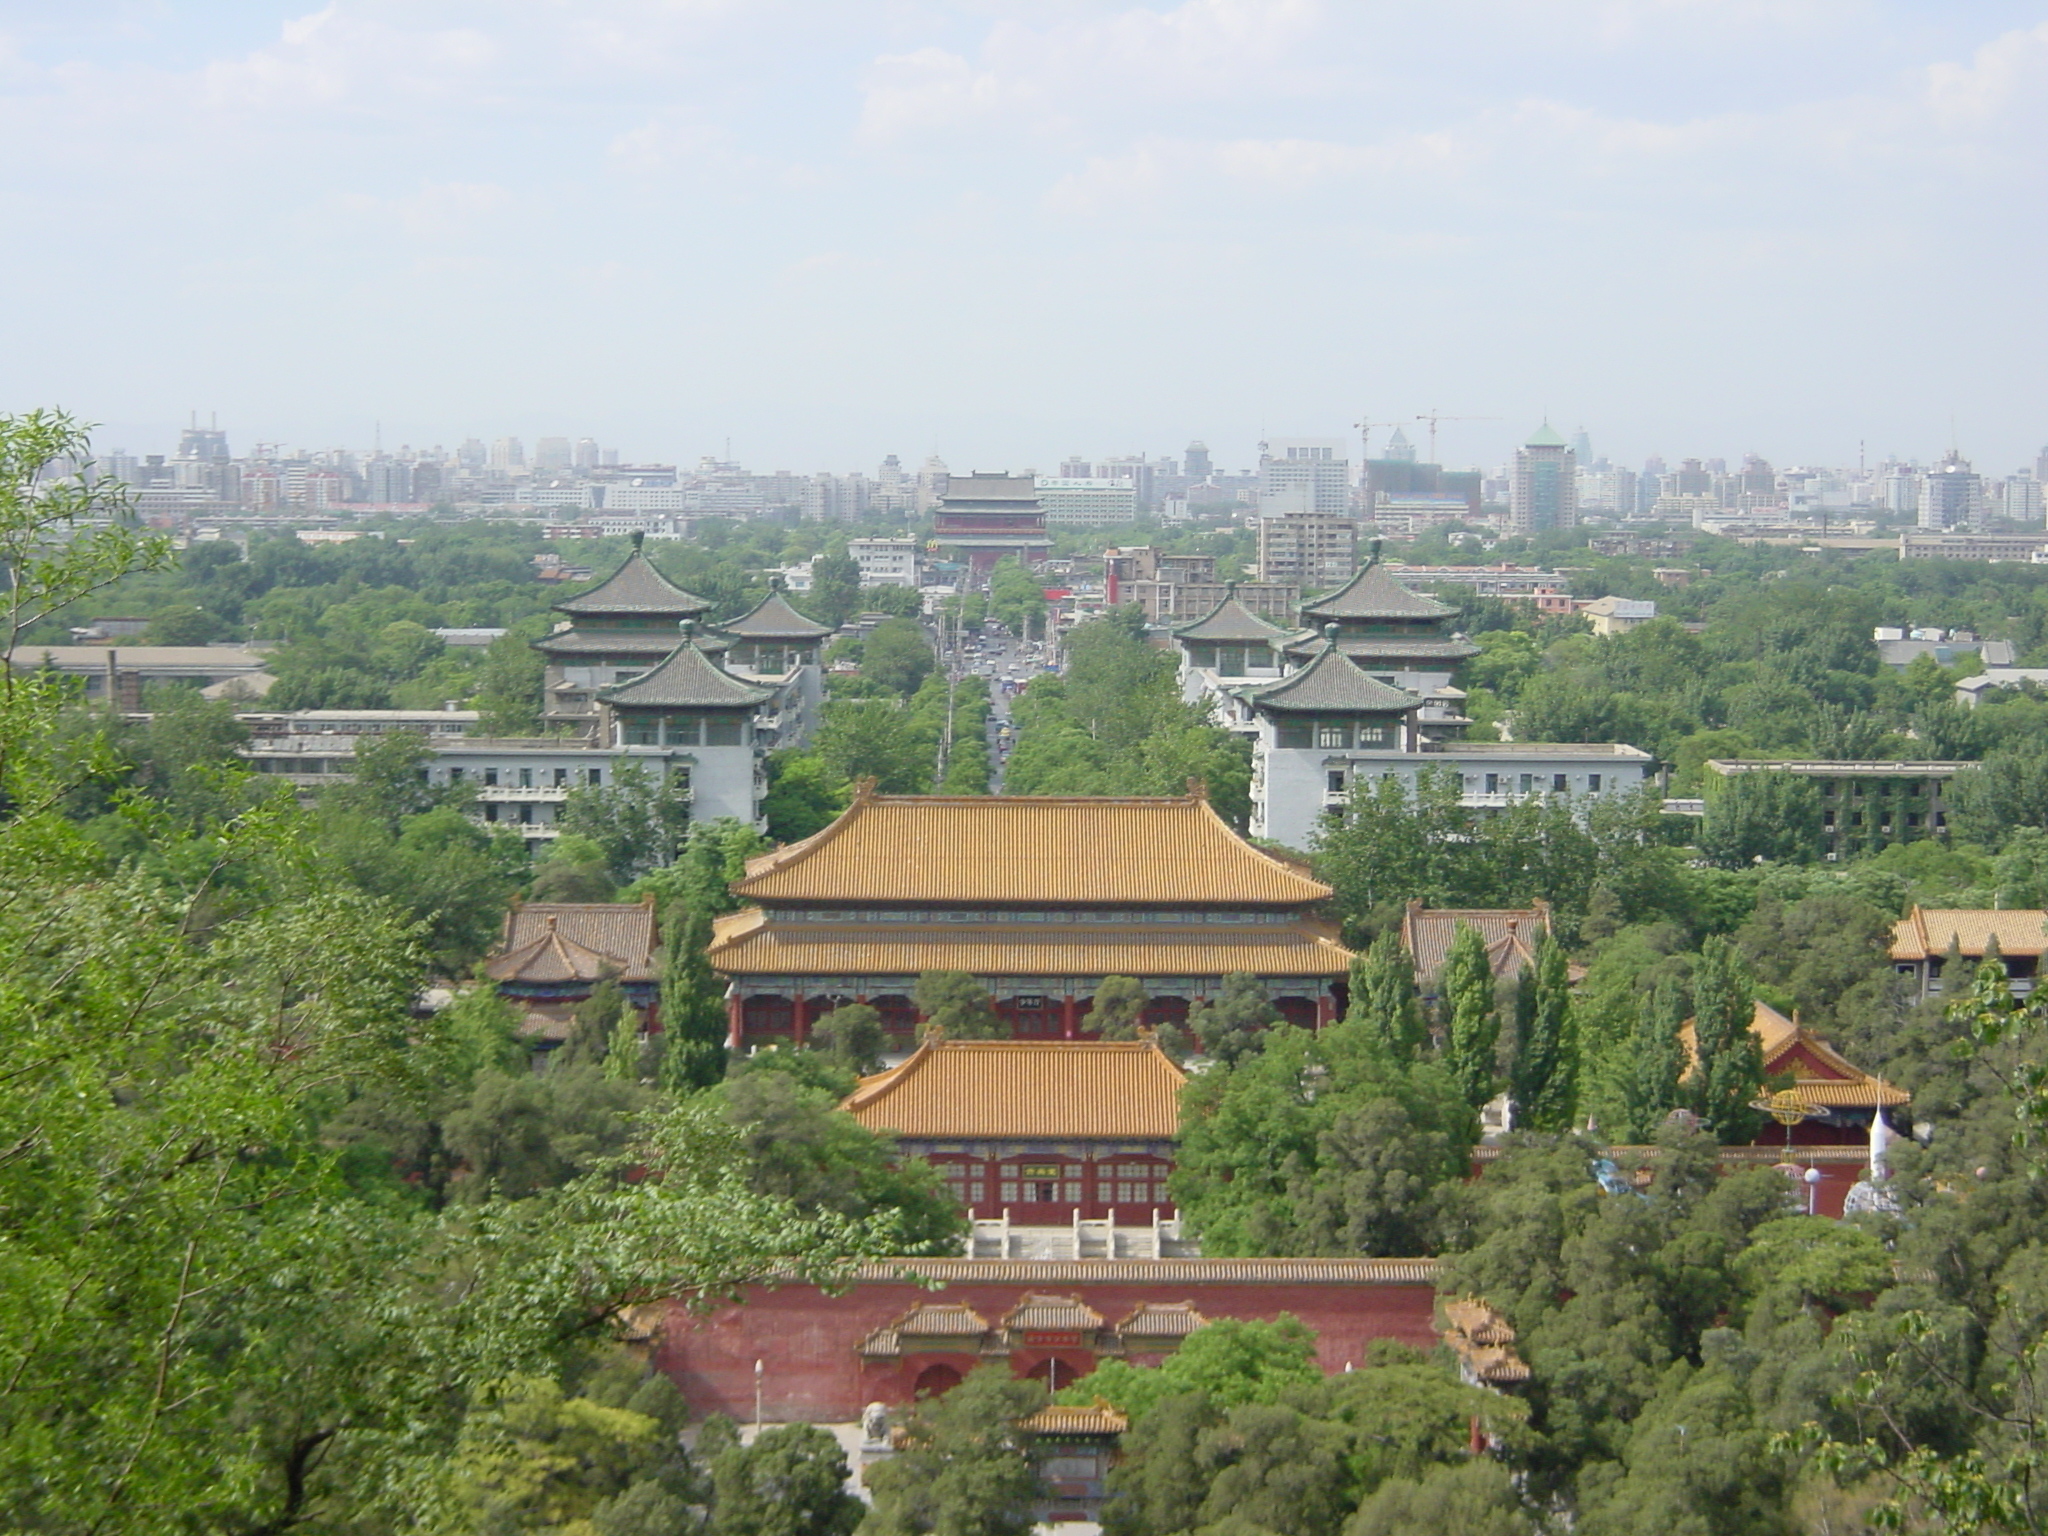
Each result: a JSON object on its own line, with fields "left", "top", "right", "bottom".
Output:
{"left": 0, "top": 411, "right": 883, "bottom": 1535}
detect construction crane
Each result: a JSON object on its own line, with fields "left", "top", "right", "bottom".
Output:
{"left": 1353, "top": 419, "right": 1408, "bottom": 462}
{"left": 1414, "top": 410, "right": 1499, "bottom": 466}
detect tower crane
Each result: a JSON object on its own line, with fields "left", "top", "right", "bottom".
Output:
{"left": 1414, "top": 410, "right": 1500, "bottom": 466}
{"left": 1353, "top": 419, "right": 1407, "bottom": 462}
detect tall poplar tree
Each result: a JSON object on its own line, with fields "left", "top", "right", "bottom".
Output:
{"left": 659, "top": 904, "right": 728, "bottom": 1093}
{"left": 1685, "top": 935, "right": 1765, "bottom": 1143}
{"left": 1439, "top": 925, "right": 1500, "bottom": 1110}
{"left": 1509, "top": 938, "right": 1577, "bottom": 1133}
{"left": 1345, "top": 929, "right": 1427, "bottom": 1057}
{"left": 1620, "top": 975, "right": 1689, "bottom": 1141}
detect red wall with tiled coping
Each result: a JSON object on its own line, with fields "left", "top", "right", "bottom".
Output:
{"left": 652, "top": 1278, "right": 1440, "bottom": 1422}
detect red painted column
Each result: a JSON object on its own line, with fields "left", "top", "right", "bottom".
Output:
{"left": 793, "top": 993, "right": 809, "bottom": 1046}
{"left": 725, "top": 992, "right": 744, "bottom": 1050}
{"left": 1317, "top": 991, "right": 1336, "bottom": 1030}
{"left": 1061, "top": 995, "right": 1078, "bottom": 1040}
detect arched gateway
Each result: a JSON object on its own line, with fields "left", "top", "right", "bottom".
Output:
{"left": 707, "top": 787, "right": 1352, "bottom": 1051}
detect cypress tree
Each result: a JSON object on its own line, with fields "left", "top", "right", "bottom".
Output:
{"left": 1620, "top": 975, "right": 1689, "bottom": 1141}
{"left": 658, "top": 904, "right": 728, "bottom": 1094}
{"left": 1686, "top": 934, "right": 1765, "bottom": 1143}
{"left": 1510, "top": 937, "right": 1577, "bottom": 1133}
{"left": 1344, "top": 928, "right": 1426, "bottom": 1057}
{"left": 1440, "top": 925, "right": 1499, "bottom": 1110}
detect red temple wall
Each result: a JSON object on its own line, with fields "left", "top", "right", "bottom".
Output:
{"left": 651, "top": 1279, "right": 1440, "bottom": 1423}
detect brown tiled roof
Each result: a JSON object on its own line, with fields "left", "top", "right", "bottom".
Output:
{"left": 1282, "top": 635, "right": 1483, "bottom": 662}
{"left": 598, "top": 637, "right": 776, "bottom": 710}
{"left": 1890, "top": 906, "right": 2048, "bottom": 961}
{"left": 554, "top": 549, "right": 710, "bottom": 616}
{"left": 733, "top": 790, "right": 1333, "bottom": 906}
{"left": 1002, "top": 1294, "right": 1106, "bottom": 1332}
{"left": 489, "top": 900, "right": 658, "bottom": 984}
{"left": 1680, "top": 1001, "right": 1909, "bottom": 1110}
{"left": 1117, "top": 1301, "right": 1206, "bottom": 1338}
{"left": 845, "top": 1039, "right": 1186, "bottom": 1139}
{"left": 1401, "top": 902, "right": 1551, "bottom": 986}
{"left": 707, "top": 908, "right": 1353, "bottom": 980}
{"left": 1441, "top": 1298, "right": 1515, "bottom": 1345}
{"left": 835, "top": 1257, "right": 1440, "bottom": 1284}
{"left": 1172, "top": 593, "right": 1292, "bottom": 644}
{"left": 1238, "top": 644, "right": 1423, "bottom": 715}
{"left": 1300, "top": 560, "right": 1455, "bottom": 622}
{"left": 1022, "top": 1405, "right": 1128, "bottom": 1436}
{"left": 718, "top": 590, "right": 835, "bottom": 641}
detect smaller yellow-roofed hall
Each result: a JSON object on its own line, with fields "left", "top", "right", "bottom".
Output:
{"left": 708, "top": 784, "right": 1353, "bottom": 1049}
{"left": 843, "top": 1035, "right": 1186, "bottom": 1222}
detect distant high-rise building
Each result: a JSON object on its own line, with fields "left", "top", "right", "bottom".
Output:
{"left": 2001, "top": 471, "right": 2044, "bottom": 524}
{"left": 1184, "top": 440, "right": 1213, "bottom": 480}
{"left": 534, "top": 437, "right": 572, "bottom": 471}
{"left": 1059, "top": 455, "right": 1092, "bottom": 479}
{"left": 1509, "top": 423, "right": 1578, "bottom": 535}
{"left": 1921, "top": 451, "right": 1985, "bottom": 530}
{"left": 1381, "top": 427, "right": 1417, "bottom": 463}
{"left": 458, "top": 438, "right": 487, "bottom": 471}
{"left": 915, "top": 454, "right": 950, "bottom": 513}
{"left": 175, "top": 424, "right": 230, "bottom": 462}
{"left": 574, "top": 437, "right": 601, "bottom": 470}
{"left": 1259, "top": 438, "right": 1350, "bottom": 517}
{"left": 490, "top": 437, "right": 525, "bottom": 473}
{"left": 1257, "top": 511, "right": 1357, "bottom": 589}
{"left": 364, "top": 457, "right": 412, "bottom": 503}
{"left": 2036, "top": 445, "right": 2048, "bottom": 483}
{"left": 1570, "top": 428, "right": 1592, "bottom": 464}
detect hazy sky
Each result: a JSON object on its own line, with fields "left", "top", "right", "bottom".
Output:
{"left": 5, "top": 1, "right": 2045, "bottom": 475}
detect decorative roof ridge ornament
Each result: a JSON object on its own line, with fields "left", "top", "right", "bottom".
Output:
{"left": 631, "top": 529, "right": 645, "bottom": 550}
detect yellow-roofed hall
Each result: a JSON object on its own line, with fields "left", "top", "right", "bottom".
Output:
{"left": 708, "top": 785, "right": 1353, "bottom": 1050}
{"left": 843, "top": 1036, "right": 1186, "bottom": 1222}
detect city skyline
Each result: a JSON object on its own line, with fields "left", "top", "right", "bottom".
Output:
{"left": 7, "top": 3, "right": 2047, "bottom": 469}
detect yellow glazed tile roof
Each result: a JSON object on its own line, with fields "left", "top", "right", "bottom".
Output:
{"left": 708, "top": 908, "right": 1351, "bottom": 980}
{"left": 1002, "top": 1294, "right": 1107, "bottom": 1332}
{"left": 733, "top": 790, "right": 1333, "bottom": 906}
{"left": 1400, "top": 902, "right": 1552, "bottom": 985}
{"left": 1022, "top": 1406, "right": 1129, "bottom": 1436}
{"left": 1680, "top": 1001, "right": 1909, "bottom": 1110}
{"left": 1117, "top": 1302, "right": 1207, "bottom": 1337}
{"left": 1891, "top": 906, "right": 2048, "bottom": 960}
{"left": 844, "top": 1038, "right": 1187, "bottom": 1140}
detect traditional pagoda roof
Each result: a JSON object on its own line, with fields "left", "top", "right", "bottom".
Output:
{"left": 1401, "top": 902, "right": 1553, "bottom": 987}
{"left": 534, "top": 626, "right": 732, "bottom": 657}
{"left": 1021, "top": 1405, "right": 1129, "bottom": 1438}
{"left": 708, "top": 908, "right": 1352, "bottom": 980}
{"left": 1117, "top": 1301, "right": 1207, "bottom": 1339}
{"left": 553, "top": 544, "right": 710, "bottom": 617}
{"left": 1441, "top": 1298, "right": 1530, "bottom": 1385}
{"left": 1002, "top": 1294, "right": 1106, "bottom": 1333}
{"left": 1238, "top": 643, "right": 1423, "bottom": 715}
{"left": 1320, "top": 635, "right": 1482, "bottom": 662}
{"left": 485, "top": 899, "right": 658, "bottom": 986}
{"left": 1172, "top": 591, "right": 1291, "bottom": 644}
{"left": 1890, "top": 905, "right": 2048, "bottom": 961}
{"left": 1299, "top": 558, "right": 1455, "bottom": 623}
{"left": 1680, "top": 1001, "right": 1909, "bottom": 1110}
{"left": 732, "top": 789, "right": 1332, "bottom": 907}
{"left": 719, "top": 589, "right": 835, "bottom": 642}
{"left": 597, "top": 632, "right": 775, "bottom": 710}
{"left": 843, "top": 1038, "right": 1186, "bottom": 1140}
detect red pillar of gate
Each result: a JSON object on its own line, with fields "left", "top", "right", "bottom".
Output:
{"left": 1061, "top": 995, "right": 1078, "bottom": 1040}
{"left": 725, "top": 993, "right": 744, "bottom": 1050}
